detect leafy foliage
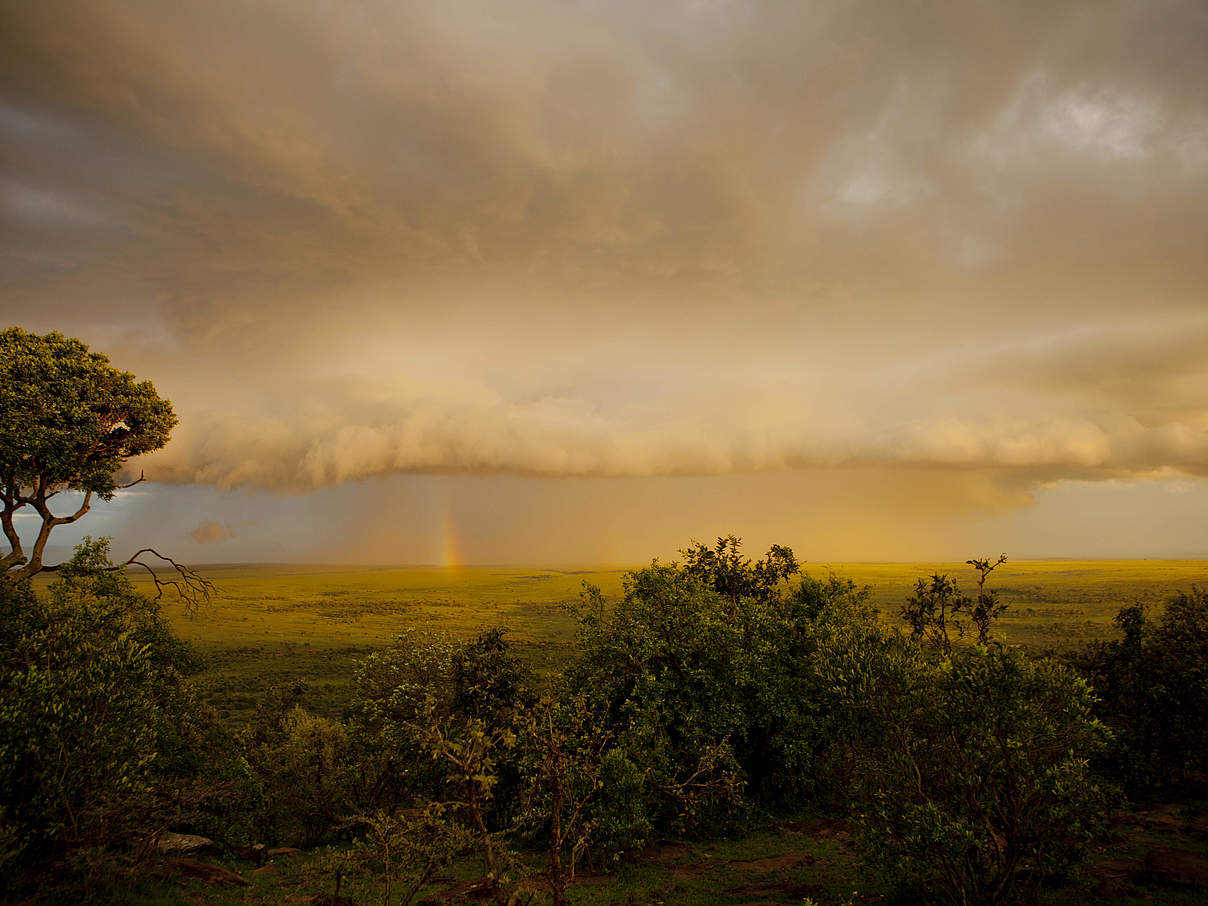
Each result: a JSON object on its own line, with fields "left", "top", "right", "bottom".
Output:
{"left": 901, "top": 573, "right": 970, "bottom": 654}
{"left": 566, "top": 568, "right": 747, "bottom": 855}
{"left": 966, "top": 554, "right": 1009, "bottom": 645}
{"left": 0, "top": 539, "right": 232, "bottom": 897}
{"left": 679, "top": 534, "right": 799, "bottom": 605}
{"left": 244, "top": 704, "right": 350, "bottom": 847}
{"left": 519, "top": 692, "right": 612, "bottom": 905}
{"left": 1077, "top": 587, "right": 1208, "bottom": 793}
{"left": 1, "top": 329, "right": 176, "bottom": 580}
{"left": 843, "top": 644, "right": 1111, "bottom": 905}
{"left": 346, "top": 628, "right": 532, "bottom": 820}
{"left": 347, "top": 805, "right": 470, "bottom": 906}
{"left": 563, "top": 546, "right": 885, "bottom": 858}
{"left": 0, "top": 328, "right": 175, "bottom": 499}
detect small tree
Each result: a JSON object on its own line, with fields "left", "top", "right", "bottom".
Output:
{"left": 0, "top": 328, "right": 207, "bottom": 601}
{"left": 1078, "top": 588, "right": 1208, "bottom": 792}
{"left": 901, "top": 574, "right": 970, "bottom": 655}
{"left": 415, "top": 700, "right": 516, "bottom": 887}
{"left": 520, "top": 693, "right": 612, "bottom": 906}
{"left": 350, "top": 806, "right": 470, "bottom": 906}
{"left": 967, "top": 554, "right": 1008, "bottom": 645}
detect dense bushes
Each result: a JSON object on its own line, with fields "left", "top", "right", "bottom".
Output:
{"left": 1076, "top": 587, "right": 1208, "bottom": 794}
{"left": 839, "top": 644, "right": 1111, "bottom": 905}
{"left": 560, "top": 541, "right": 1113, "bottom": 903}
{"left": 0, "top": 540, "right": 245, "bottom": 898}
{"left": 9, "top": 534, "right": 1205, "bottom": 905}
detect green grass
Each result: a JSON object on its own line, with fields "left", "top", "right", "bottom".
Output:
{"left": 133, "top": 563, "right": 630, "bottom": 721}
{"left": 121, "top": 802, "right": 1208, "bottom": 906}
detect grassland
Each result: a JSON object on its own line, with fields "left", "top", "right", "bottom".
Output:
{"left": 119, "top": 559, "right": 1208, "bottom": 723}
{"left": 88, "top": 559, "right": 1208, "bottom": 903}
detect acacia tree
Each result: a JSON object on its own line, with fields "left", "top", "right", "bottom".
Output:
{"left": 0, "top": 328, "right": 204, "bottom": 598}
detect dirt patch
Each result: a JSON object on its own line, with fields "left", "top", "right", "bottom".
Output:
{"left": 1088, "top": 858, "right": 1139, "bottom": 898}
{"left": 728, "top": 852, "right": 817, "bottom": 873}
{"left": 723, "top": 881, "right": 827, "bottom": 898}
{"left": 435, "top": 877, "right": 497, "bottom": 901}
{"left": 166, "top": 857, "right": 249, "bottom": 887}
{"left": 779, "top": 818, "right": 849, "bottom": 838}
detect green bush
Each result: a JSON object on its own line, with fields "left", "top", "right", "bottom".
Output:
{"left": 562, "top": 546, "right": 880, "bottom": 857}
{"left": 565, "top": 566, "right": 748, "bottom": 854}
{"left": 1077, "top": 588, "right": 1208, "bottom": 793}
{"left": 843, "top": 644, "right": 1111, "bottom": 906}
{"left": 0, "top": 539, "right": 235, "bottom": 896}
{"left": 345, "top": 628, "right": 532, "bottom": 826}
{"left": 243, "top": 704, "right": 350, "bottom": 847}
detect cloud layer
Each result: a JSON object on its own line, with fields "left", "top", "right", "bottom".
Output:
{"left": 2, "top": 0, "right": 1207, "bottom": 495}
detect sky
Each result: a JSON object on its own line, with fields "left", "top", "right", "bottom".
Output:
{"left": 2, "top": 0, "right": 1208, "bottom": 565}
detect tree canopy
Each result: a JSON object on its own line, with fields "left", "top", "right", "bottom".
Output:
{"left": 1, "top": 327, "right": 176, "bottom": 580}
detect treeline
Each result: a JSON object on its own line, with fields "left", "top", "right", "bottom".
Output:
{"left": 2, "top": 536, "right": 1207, "bottom": 905}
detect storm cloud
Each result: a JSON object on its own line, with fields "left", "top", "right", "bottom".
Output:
{"left": 2, "top": 1, "right": 1207, "bottom": 559}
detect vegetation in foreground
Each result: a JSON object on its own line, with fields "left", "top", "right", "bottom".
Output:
{"left": 121, "top": 557, "right": 1208, "bottom": 726}
{"left": 4, "top": 536, "right": 1208, "bottom": 906}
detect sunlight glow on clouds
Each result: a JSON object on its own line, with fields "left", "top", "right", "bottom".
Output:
{"left": 2, "top": 0, "right": 1207, "bottom": 559}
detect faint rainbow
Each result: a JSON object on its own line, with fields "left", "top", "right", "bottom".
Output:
{"left": 440, "top": 502, "right": 463, "bottom": 569}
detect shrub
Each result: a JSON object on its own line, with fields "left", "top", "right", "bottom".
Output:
{"left": 346, "top": 628, "right": 532, "bottom": 826}
{"left": 347, "top": 805, "right": 471, "bottom": 906}
{"left": 244, "top": 705, "right": 350, "bottom": 847}
{"left": 0, "top": 539, "right": 229, "bottom": 896}
{"left": 1077, "top": 588, "right": 1208, "bottom": 793}
{"left": 901, "top": 573, "right": 970, "bottom": 654}
{"left": 565, "top": 568, "right": 748, "bottom": 855}
{"left": 844, "top": 645, "right": 1111, "bottom": 906}
{"left": 562, "top": 552, "right": 880, "bottom": 857}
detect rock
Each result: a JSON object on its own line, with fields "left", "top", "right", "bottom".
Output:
{"left": 156, "top": 832, "right": 215, "bottom": 856}
{"left": 252, "top": 863, "right": 281, "bottom": 876}
{"left": 269, "top": 846, "right": 303, "bottom": 857}
{"left": 239, "top": 842, "right": 269, "bottom": 865}
{"left": 167, "top": 857, "right": 248, "bottom": 887}
{"left": 1143, "top": 847, "right": 1208, "bottom": 886}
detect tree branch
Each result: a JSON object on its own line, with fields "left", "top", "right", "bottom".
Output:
{"left": 115, "top": 471, "right": 146, "bottom": 490}
{"left": 1, "top": 490, "right": 26, "bottom": 571}
{"left": 3, "top": 474, "right": 150, "bottom": 582}
{"left": 118, "top": 548, "right": 215, "bottom": 611}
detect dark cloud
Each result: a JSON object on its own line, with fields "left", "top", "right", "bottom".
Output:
{"left": 2, "top": 0, "right": 1206, "bottom": 497}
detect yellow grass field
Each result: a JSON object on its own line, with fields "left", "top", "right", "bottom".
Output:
{"left": 149, "top": 558, "right": 1208, "bottom": 648}
{"left": 115, "top": 559, "right": 1208, "bottom": 721}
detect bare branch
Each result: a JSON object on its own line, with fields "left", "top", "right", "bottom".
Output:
{"left": 119, "top": 548, "right": 215, "bottom": 612}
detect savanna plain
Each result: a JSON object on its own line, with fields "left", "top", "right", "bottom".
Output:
{"left": 142, "top": 559, "right": 1208, "bottom": 722}
{"left": 88, "top": 558, "right": 1208, "bottom": 906}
